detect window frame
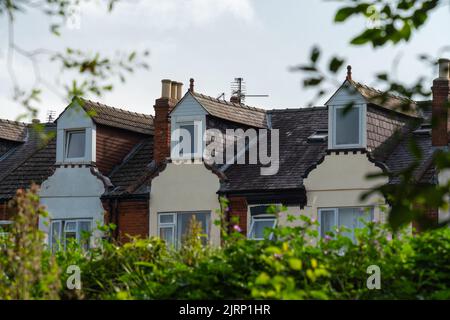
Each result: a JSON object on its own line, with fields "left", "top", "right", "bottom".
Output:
{"left": 247, "top": 204, "right": 279, "bottom": 240}
{"left": 49, "top": 218, "right": 92, "bottom": 251}
{"left": 158, "top": 213, "right": 176, "bottom": 247}
{"left": 318, "top": 207, "right": 374, "bottom": 239}
{"left": 64, "top": 129, "right": 87, "bottom": 161}
{"left": 0, "top": 220, "right": 13, "bottom": 238}
{"left": 157, "top": 211, "right": 211, "bottom": 248}
{"left": 170, "top": 115, "right": 205, "bottom": 161}
{"left": 178, "top": 122, "right": 197, "bottom": 158}
{"left": 330, "top": 104, "right": 366, "bottom": 149}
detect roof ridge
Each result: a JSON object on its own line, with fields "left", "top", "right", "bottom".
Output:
{"left": 82, "top": 98, "right": 154, "bottom": 119}
{"left": 350, "top": 79, "right": 416, "bottom": 104}
{"left": 268, "top": 106, "right": 326, "bottom": 113}
{"left": 0, "top": 118, "right": 28, "bottom": 126}
{"left": 192, "top": 92, "right": 267, "bottom": 113}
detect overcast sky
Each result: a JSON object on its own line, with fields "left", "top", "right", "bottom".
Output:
{"left": 1, "top": 0, "right": 449, "bottom": 121}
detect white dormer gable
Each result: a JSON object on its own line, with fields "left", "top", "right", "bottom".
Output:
{"left": 326, "top": 80, "right": 367, "bottom": 150}
{"left": 56, "top": 99, "right": 96, "bottom": 164}
{"left": 170, "top": 92, "right": 207, "bottom": 160}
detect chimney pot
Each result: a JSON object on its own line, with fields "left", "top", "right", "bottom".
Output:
{"left": 438, "top": 58, "right": 450, "bottom": 79}
{"left": 170, "top": 81, "right": 178, "bottom": 100}
{"left": 175, "top": 82, "right": 183, "bottom": 100}
{"left": 189, "top": 78, "right": 195, "bottom": 92}
{"left": 161, "top": 79, "right": 172, "bottom": 98}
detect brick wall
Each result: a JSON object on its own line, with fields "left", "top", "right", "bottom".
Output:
{"left": 0, "top": 202, "right": 11, "bottom": 220}
{"left": 431, "top": 78, "right": 450, "bottom": 146}
{"left": 153, "top": 98, "right": 177, "bottom": 164}
{"left": 103, "top": 198, "right": 149, "bottom": 243}
{"left": 96, "top": 125, "right": 147, "bottom": 175}
{"left": 412, "top": 206, "right": 439, "bottom": 232}
{"left": 228, "top": 196, "right": 248, "bottom": 235}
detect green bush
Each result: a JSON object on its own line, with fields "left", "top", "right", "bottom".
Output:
{"left": 2, "top": 192, "right": 450, "bottom": 300}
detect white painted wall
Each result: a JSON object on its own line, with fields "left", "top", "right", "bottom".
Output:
{"left": 326, "top": 82, "right": 366, "bottom": 106}
{"left": 149, "top": 162, "right": 222, "bottom": 246}
{"left": 39, "top": 167, "right": 106, "bottom": 246}
{"left": 301, "top": 152, "right": 388, "bottom": 229}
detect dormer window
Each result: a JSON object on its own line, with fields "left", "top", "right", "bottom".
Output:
{"left": 171, "top": 118, "right": 204, "bottom": 160}
{"left": 330, "top": 104, "right": 365, "bottom": 149}
{"left": 65, "top": 130, "right": 86, "bottom": 159}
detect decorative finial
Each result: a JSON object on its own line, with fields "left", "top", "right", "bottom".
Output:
{"left": 346, "top": 65, "right": 352, "bottom": 81}
{"left": 189, "top": 78, "right": 195, "bottom": 92}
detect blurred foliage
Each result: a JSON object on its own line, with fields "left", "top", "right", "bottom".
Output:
{"left": 1, "top": 195, "right": 450, "bottom": 300}
{"left": 333, "top": 0, "right": 440, "bottom": 47}
{"left": 291, "top": 0, "right": 450, "bottom": 231}
{"left": 1, "top": 0, "right": 149, "bottom": 119}
{"left": 0, "top": 184, "right": 60, "bottom": 299}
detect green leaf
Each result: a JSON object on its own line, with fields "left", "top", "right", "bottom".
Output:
{"left": 329, "top": 57, "right": 345, "bottom": 73}
{"left": 310, "top": 47, "right": 321, "bottom": 63}
{"left": 350, "top": 28, "right": 381, "bottom": 45}
{"left": 288, "top": 258, "right": 302, "bottom": 271}
{"left": 334, "top": 7, "right": 355, "bottom": 22}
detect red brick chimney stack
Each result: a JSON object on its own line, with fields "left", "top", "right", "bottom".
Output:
{"left": 432, "top": 58, "right": 450, "bottom": 147}
{"left": 153, "top": 79, "right": 183, "bottom": 164}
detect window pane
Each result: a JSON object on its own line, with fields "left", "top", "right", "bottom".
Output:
{"left": 338, "top": 207, "right": 372, "bottom": 241}
{"left": 179, "top": 124, "right": 195, "bottom": 155}
{"left": 65, "top": 221, "right": 77, "bottom": 232}
{"left": 177, "top": 212, "right": 209, "bottom": 245}
{"left": 51, "top": 221, "right": 61, "bottom": 251}
{"left": 78, "top": 221, "right": 92, "bottom": 250}
{"left": 160, "top": 227, "right": 174, "bottom": 246}
{"left": 250, "top": 205, "right": 271, "bottom": 216}
{"left": 64, "top": 232, "right": 77, "bottom": 248}
{"left": 159, "top": 214, "right": 174, "bottom": 224}
{"left": 320, "top": 210, "right": 335, "bottom": 237}
{"left": 335, "top": 107, "right": 360, "bottom": 145}
{"left": 251, "top": 219, "right": 275, "bottom": 239}
{"left": 66, "top": 131, "right": 86, "bottom": 158}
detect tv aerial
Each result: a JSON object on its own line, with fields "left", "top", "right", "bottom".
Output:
{"left": 230, "top": 77, "right": 268, "bottom": 104}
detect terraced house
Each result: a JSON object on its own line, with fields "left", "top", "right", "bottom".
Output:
{"left": 0, "top": 58, "right": 449, "bottom": 249}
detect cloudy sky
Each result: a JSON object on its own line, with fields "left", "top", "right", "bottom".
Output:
{"left": 1, "top": 0, "right": 449, "bottom": 121}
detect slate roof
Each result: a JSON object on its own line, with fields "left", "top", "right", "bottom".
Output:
{"left": 0, "top": 124, "right": 56, "bottom": 183}
{"left": 190, "top": 92, "right": 267, "bottom": 128}
{"left": 107, "top": 138, "right": 154, "bottom": 196}
{"left": 0, "top": 131, "right": 56, "bottom": 201}
{"left": 0, "top": 119, "right": 28, "bottom": 142}
{"left": 220, "top": 107, "right": 329, "bottom": 192}
{"left": 385, "top": 130, "right": 437, "bottom": 184}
